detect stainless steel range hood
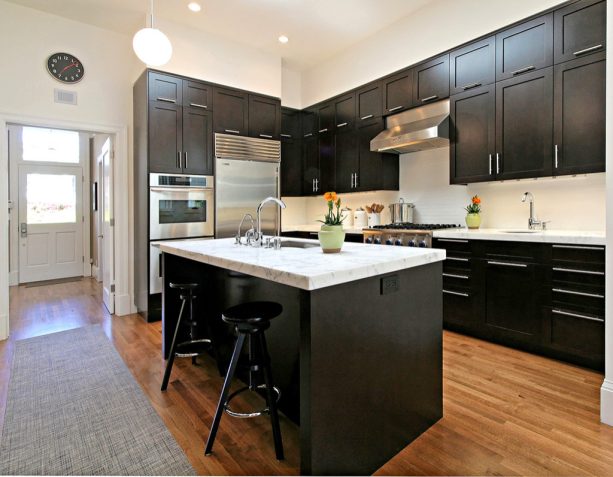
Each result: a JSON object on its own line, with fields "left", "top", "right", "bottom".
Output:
{"left": 370, "top": 99, "right": 450, "bottom": 154}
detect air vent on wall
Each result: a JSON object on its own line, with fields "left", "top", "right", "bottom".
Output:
{"left": 54, "top": 88, "right": 77, "bottom": 105}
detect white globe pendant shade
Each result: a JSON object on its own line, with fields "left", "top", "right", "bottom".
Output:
{"left": 132, "top": 27, "right": 172, "bottom": 66}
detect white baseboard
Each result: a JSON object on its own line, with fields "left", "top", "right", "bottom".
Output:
{"left": 601, "top": 379, "right": 613, "bottom": 426}
{"left": 9, "top": 270, "right": 17, "bottom": 286}
{"left": 91, "top": 265, "right": 99, "bottom": 281}
{"left": 114, "top": 293, "right": 132, "bottom": 316}
{"left": 0, "top": 313, "right": 8, "bottom": 341}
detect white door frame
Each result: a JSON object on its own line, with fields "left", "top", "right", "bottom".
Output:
{"left": 0, "top": 113, "right": 132, "bottom": 341}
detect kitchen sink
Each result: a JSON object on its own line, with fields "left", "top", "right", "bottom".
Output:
{"left": 280, "top": 240, "right": 319, "bottom": 249}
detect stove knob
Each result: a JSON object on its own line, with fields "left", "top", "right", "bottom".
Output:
{"left": 407, "top": 240, "right": 416, "bottom": 247}
{"left": 395, "top": 239, "right": 403, "bottom": 246}
{"left": 385, "top": 238, "right": 393, "bottom": 245}
{"left": 374, "top": 237, "right": 381, "bottom": 245}
{"left": 418, "top": 240, "right": 427, "bottom": 248}
{"left": 365, "top": 236, "right": 373, "bottom": 244}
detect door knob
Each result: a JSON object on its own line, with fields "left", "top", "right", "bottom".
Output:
{"left": 20, "top": 222, "right": 27, "bottom": 238}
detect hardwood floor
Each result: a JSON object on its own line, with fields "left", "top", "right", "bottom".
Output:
{"left": 2, "top": 278, "right": 612, "bottom": 475}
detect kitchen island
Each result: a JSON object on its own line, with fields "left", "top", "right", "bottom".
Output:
{"left": 159, "top": 238, "right": 445, "bottom": 475}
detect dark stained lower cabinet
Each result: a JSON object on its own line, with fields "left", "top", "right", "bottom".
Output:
{"left": 495, "top": 67, "right": 553, "bottom": 180}
{"left": 553, "top": 52, "right": 606, "bottom": 175}
{"left": 357, "top": 120, "right": 398, "bottom": 192}
{"left": 433, "top": 238, "right": 605, "bottom": 370}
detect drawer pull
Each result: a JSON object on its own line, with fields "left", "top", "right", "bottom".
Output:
{"left": 446, "top": 257, "right": 469, "bottom": 262}
{"left": 443, "top": 273, "right": 469, "bottom": 280}
{"left": 443, "top": 289, "right": 469, "bottom": 297}
{"left": 487, "top": 260, "right": 528, "bottom": 268}
{"left": 259, "top": 134, "right": 273, "bottom": 139}
{"left": 462, "top": 82, "right": 482, "bottom": 90}
{"left": 573, "top": 44, "right": 603, "bottom": 56}
{"left": 552, "top": 288, "right": 604, "bottom": 299}
{"left": 360, "top": 114, "right": 374, "bottom": 120}
{"left": 552, "top": 309, "right": 604, "bottom": 323}
{"left": 303, "top": 133, "right": 313, "bottom": 138}
{"left": 280, "top": 134, "right": 292, "bottom": 138}
{"left": 552, "top": 244, "right": 604, "bottom": 251}
{"left": 388, "top": 105, "right": 403, "bottom": 112}
{"left": 189, "top": 102, "right": 207, "bottom": 109}
{"left": 421, "top": 95, "right": 439, "bottom": 103}
{"left": 552, "top": 267, "right": 604, "bottom": 276}
{"left": 437, "top": 238, "right": 469, "bottom": 243}
{"left": 157, "top": 97, "right": 176, "bottom": 103}
{"left": 225, "top": 129, "right": 240, "bottom": 134}
{"left": 512, "top": 65, "right": 535, "bottom": 75}
{"left": 318, "top": 128, "right": 328, "bottom": 133}
{"left": 337, "top": 122, "right": 348, "bottom": 128}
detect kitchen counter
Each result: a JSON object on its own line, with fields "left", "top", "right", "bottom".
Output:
{"left": 282, "top": 223, "right": 365, "bottom": 235}
{"left": 433, "top": 228, "right": 606, "bottom": 246}
{"left": 160, "top": 237, "right": 444, "bottom": 475}
{"left": 159, "top": 237, "right": 444, "bottom": 290}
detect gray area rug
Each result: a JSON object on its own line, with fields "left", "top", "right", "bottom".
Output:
{"left": 0, "top": 325, "right": 196, "bottom": 476}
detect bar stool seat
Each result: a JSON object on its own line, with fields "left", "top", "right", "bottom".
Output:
{"left": 204, "top": 301, "right": 284, "bottom": 460}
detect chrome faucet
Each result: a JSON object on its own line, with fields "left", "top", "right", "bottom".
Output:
{"left": 522, "top": 192, "right": 548, "bottom": 230}
{"left": 254, "top": 197, "right": 286, "bottom": 247}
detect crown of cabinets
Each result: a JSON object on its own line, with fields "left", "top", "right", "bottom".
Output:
{"left": 450, "top": 0, "right": 606, "bottom": 184}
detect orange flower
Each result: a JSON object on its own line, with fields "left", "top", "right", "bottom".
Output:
{"left": 324, "top": 192, "right": 337, "bottom": 202}
{"left": 472, "top": 195, "right": 481, "bottom": 204}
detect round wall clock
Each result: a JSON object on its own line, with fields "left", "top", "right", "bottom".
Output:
{"left": 47, "top": 52, "right": 84, "bottom": 83}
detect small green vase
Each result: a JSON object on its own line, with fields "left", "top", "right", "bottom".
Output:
{"left": 318, "top": 224, "right": 346, "bottom": 253}
{"left": 465, "top": 213, "right": 481, "bottom": 229}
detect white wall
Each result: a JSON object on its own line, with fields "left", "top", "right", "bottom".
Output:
{"left": 301, "top": 0, "right": 564, "bottom": 107}
{"left": 282, "top": 64, "right": 302, "bottom": 109}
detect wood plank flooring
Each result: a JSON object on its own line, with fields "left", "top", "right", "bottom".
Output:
{"left": 2, "top": 278, "right": 612, "bottom": 475}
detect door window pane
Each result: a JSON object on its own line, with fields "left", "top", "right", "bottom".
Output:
{"left": 22, "top": 127, "right": 80, "bottom": 163}
{"left": 27, "top": 174, "right": 77, "bottom": 224}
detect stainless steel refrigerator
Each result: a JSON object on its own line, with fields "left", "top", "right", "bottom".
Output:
{"left": 214, "top": 133, "right": 282, "bottom": 238}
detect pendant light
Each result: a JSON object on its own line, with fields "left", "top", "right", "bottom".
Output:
{"left": 133, "top": 0, "right": 173, "bottom": 66}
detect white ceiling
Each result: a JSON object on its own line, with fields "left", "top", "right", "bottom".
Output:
{"left": 6, "top": 0, "right": 436, "bottom": 70}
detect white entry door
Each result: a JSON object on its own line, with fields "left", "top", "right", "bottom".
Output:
{"left": 18, "top": 165, "right": 83, "bottom": 283}
{"left": 101, "top": 139, "right": 115, "bottom": 314}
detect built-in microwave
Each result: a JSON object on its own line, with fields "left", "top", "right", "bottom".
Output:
{"left": 149, "top": 173, "right": 214, "bottom": 240}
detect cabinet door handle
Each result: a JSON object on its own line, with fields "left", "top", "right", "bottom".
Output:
{"left": 487, "top": 260, "right": 527, "bottom": 268}
{"left": 552, "top": 244, "right": 604, "bottom": 251}
{"left": 189, "top": 102, "right": 207, "bottom": 109}
{"left": 319, "top": 128, "right": 328, "bottom": 133}
{"left": 225, "top": 129, "right": 240, "bottom": 134}
{"left": 388, "top": 105, "right": 403, "bottom": 112}
{"left": 443, "top": 273, "right": 469, "bottom": 279}
{"left": 552, "top": 288, "right": 604, "bottom": 299}
{"left": 554, "top": 144, "right": 559, "bottom": 169}
{"left": 446, "top": 257, "right": 469, "bottom": 262}
{"left": 489, "top": 154, "right": 493, "bottom": 175}
{"left": 259, "top": 134, "right": 273, "bottom": 139}
{"left": 462, "top": 82, "right": 482, "bottom": 90}
{"left": 157, "top": 97, "right": 176, "bottom": 103}
{"left": 512, "top": 65, "right": 535, "bottom": 76}
{"left": 355, "top": 172, "right": 358, "bottom": 188}
{"left": 552, "top": 267, "right": 604, "bottom": 276}
{"left": 337, "top": 122, "right": 348, "bottom": 128}
{"left": 552, "top": 309, "right": 604, "bottom": 323}
{"left": 421, "top": 95, "right": 439, "bottom": 103}
{"left": 437, "top": 238, "right": 469, "bottom": 243}
{"left": 315, "top": 178, "right": 319, "bottom": 192}
{"left": 312, "top": 179, "right": 315, "bottom": 192}
{"left": 443, "top": 289, "right": 469, "bottom": 297}
{"left": 350, "top": 173, "right": 355, "bottom": 188}
{"left": 496, "top": 153, "right": 500, "bottom": 174}
{"left": 573, "top": 44, "right": 603, "bottom": 56}
{"left": 177, "top": 151, "right": 181, "bottom": 169}
{"left": 360, "top": 114, "right": 374, "bottom": 120}
{"left": 280, "top": 134, "right": 292, "bottom": 138}
{"left": 304, "top": 133, "right": 313, "bottom": 138}
{"left": 184, "top": 152, "right": 188, "bottom": 169}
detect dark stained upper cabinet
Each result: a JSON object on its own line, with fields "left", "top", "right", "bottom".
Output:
{"left": 450, "top": 84, "right": 496, "bottom": 184}
{"left": 495, "top": 67, "right": 554, "bottom": 180}
{"left": 449, "top": 37, "right": 496, "bottom": 95}
{"left": 148, "top": 72, "right": 182, "bottom": 105}
{"left": 281, "top": 107, "right": 301, "bottom": 140}
{"left": 334, "top": 128, "right": 358, "bottom": 193}
{"left": 183, "top": 80, "right": 211, "bottom": 111}
{"left": 553, "top": 52, "right": 606, "bottom": 176}
{"left": 382, "top": 68, "right": 414, "bottom": 114}
{"left": 554, "top": 0, "right": 606, "bottom": 64}
{"left": 280, "top": 107, "right": 302, "bottom": 196}
{"left": 302, "top": 109, "right": 317, "bottom": 138}
{"left": 182, "top": 107, "right": 213, "bottom": 175}
{"left": 318, "top": 132, "right": 335, "bottom": 193}
{"left": 413, "top": 54, "right": 450, "bottom": 104}
{"left": 248, "top": 94, "right": 281, "bottom": 139}
{"left": 334, "top": 93, "right": 355, "bottom": 130}
{"left": 496, "top": 14, "right": 553, "bottom": 81}
{"left": 212, "top": 87, "right": 248, "bottom": 135}
{"left": 316, "top": 102, "right": 335, "bottom": 134}
{"left": 148, "top": 101, "right": 182, "bottom": 173}
{"left": 302, "top": 135, "right": 319, "bottom": 195}
{"left": 356, "top": 82, "right": 382, "bottom": 124}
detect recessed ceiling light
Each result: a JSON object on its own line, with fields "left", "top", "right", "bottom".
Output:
{"left": 188, "top": 2, "right": 202, "bottom": 12}
{"left": 278, "top": 35, "right": 289, "bottom": 44}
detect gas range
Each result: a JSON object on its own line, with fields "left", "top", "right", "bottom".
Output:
{"left": 363, "top": 223, "right": 463, "bottom": 248}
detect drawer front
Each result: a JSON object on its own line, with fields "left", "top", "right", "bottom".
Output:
{"left": 547, "top": 307, "right": 604, "bottom": 358}
{"left": 551, "top": 286, "right": 605, "bottom": 313}
{"left": 551, "top": 243, "right": 605, "bottom": 264}
{"left": 433, "top": 237, "right": 471, "bottom": 253}
{"left": 443, "top": 289, "right": 475, "bottom": 326}
{"left": 443, "top": 255, "right": 471, "bottom": 274}
{"left": 476, "top": 240, "right": 542, "bottom": 262}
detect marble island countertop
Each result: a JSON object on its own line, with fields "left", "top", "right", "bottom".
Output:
{"left": 282, "top": 224, "right": 366, "bottom": 234}
{"left": 433, "top": 228, "right": 606, "bottom": 246}
{"left": 159, "top": 237, "right": 446, "bottom": 290}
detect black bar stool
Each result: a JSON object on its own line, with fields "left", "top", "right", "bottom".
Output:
{"left": 205, "top": 301, "right": 284, "bottom": 460}
{"left": 161, "top": 282, "right": 212, "bottom": 391}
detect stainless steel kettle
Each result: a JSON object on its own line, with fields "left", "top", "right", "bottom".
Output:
{"left": 389, "top": 198, "right": 415, "bottom": 223}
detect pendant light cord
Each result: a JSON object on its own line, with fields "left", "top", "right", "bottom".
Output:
{"left": 150, "top": 0, "right": 155, "bottom": 29}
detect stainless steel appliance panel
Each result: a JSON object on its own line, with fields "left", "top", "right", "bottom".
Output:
{"left": 215, "top": 158, "right": 280, "bottom": 238}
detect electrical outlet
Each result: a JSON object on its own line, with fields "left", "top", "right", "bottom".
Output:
{"left": 381, "top": 275, "right": 399, "bottom": 295}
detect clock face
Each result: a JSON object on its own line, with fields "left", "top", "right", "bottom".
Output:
{"left": 47, "top": 52, "right": 84, "bottom": 83}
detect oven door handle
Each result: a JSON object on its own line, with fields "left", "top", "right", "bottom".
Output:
{"left": 149, "top": 186, "right": 211, "bottom": 192}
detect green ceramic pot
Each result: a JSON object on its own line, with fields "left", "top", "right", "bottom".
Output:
{"left": 318, "top": 224, "right": 346, "bottom": 253}
{"left": 465, "top": 213, "right": 481, "bottom": 229}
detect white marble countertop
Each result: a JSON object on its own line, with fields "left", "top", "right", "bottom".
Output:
{"left": 282, "top": 224, "right": 365, "bottom": 235}
{"left": 159, "top": 238, "right": 445, "bottom": 291}
{"left": 433, "top": 228, "right": 606, "bottom": 246}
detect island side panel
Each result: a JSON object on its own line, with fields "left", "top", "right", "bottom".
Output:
{"left": 302, "top": 262, "right": 443, "bottom": 476}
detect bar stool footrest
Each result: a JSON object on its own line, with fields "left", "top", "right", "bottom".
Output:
{"left": 224, "top": 384, "right": 281, "bottom": 418}
{"left": 175, "top": 339, "right": 211, "bottom": 357}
